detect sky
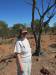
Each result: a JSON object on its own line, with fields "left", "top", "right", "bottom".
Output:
{"left": 0, "top": 0, "right": 56, "bottom": 27}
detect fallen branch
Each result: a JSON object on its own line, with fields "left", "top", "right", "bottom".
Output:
{"left": 0, "top": 53, "right": 16, "bottom": 63}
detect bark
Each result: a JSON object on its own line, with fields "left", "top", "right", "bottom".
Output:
{"left": 35, "top": 23, "right": 42, "bottom": 55}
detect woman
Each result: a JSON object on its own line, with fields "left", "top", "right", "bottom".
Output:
{"left": 14, "top": 28, "right": 32, "bottom": 75}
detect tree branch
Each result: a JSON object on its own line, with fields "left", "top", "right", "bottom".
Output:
{"left": 0, "top": 53, "right": 16, "bottom": 63}
{"left": 31, "top": 0, "right": 35, "bottom": 30}
{"left": 36, "top": 7, "right": 41, "bottom": 17}
{"left": 41, "top": 3, "right": 56, "bottom": 20}
{"left": 47, "top": 4, "right": 56, "bottom": 18}
{"left": 24, "top": 1, "right": 41, "bottom": 17}
{"left": 47, "top": 0, "right": 51, "bottom": 9}
{"left": 44, "top": 13, "right": 56, "bottom": 26}
{"left": 42, "top": 0, "right": 44, "bottom": 15}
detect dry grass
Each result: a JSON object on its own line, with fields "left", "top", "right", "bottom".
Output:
{"left": 0, "top": 35, "right": 56, "bottom": 75}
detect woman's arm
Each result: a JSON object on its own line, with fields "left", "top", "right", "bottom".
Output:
{"left": 16, "top": 53, "right": 23, "bottom": 72}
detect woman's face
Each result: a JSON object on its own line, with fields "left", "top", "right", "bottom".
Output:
{"left": 21, "top": 32, "right": 27, "bottom": 38}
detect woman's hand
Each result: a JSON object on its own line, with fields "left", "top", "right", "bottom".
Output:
{"left": 20, "top": 63, "right": 24, "bottom": 73}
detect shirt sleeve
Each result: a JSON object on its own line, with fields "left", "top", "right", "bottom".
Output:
{"left": 14, "top": 41, "right": 21, "bottom": 53}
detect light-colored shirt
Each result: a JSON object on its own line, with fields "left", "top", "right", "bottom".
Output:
{"left": 14, "top": 38, "right": 32, "bottom": 62}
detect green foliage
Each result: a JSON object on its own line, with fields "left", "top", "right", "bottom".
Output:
{"left": 0, "top": 21, "right": 8, "bottom": 38}
{"left": 31, "top": 19, "right": 40, "bottom": 33}
{"left": 27, "top": 27, "right": 33, "bottom": 33}
{"left": 33, "top": 19, "right": 49, "bottom": 33}
{"left": 0, "top": 21, "right": 8, "bottom": 29}
{"left": 0, "top": 21, "right": 26, "bottom": 38}
{"left": 45, "top": 22, "right": 56, "bottom": 34}
{"left": 33, "top": 19, "right": 40, "bottom": 32}
{"left": 51, "top": 22, "right": 56, "bottom": 34}
{"left": 12, "top": 23, "right": 25, "bottom": 36}
{"left": 53, "top": 22, "right": 56, "bottom": 27}
{"left": 34, "top": 19, "right": 40, "bottom": 26}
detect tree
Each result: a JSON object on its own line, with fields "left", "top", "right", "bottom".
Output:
{"left": 27, "top": 27, "right": 33, "bottom": 33}
{"left": 25, "top": 0, "right": 56, "bottom": 55}
{"left": 53, "top": 22, "right": 56, "bottom": 27}
{"left": 53, "top": 22, "right": 56, "bottom": 34}
{"left": 12, "top": 23, "right": 25, "bottom": 37}
{"left": 50, "top": 22, "right": 56, "bottom": 34}
{"left": 0, "top": 21, "right": 8, "bottom": 39}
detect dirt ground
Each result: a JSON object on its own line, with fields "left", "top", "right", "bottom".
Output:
{"left": 0, "top": 35, "right": 56, "bottom": 75}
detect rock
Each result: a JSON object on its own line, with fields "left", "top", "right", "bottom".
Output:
{"left": 55, "top": 55, "right": 56, "bottom": 58}
{"left": 40, "top": 67, "right": 50, "bottom": 75}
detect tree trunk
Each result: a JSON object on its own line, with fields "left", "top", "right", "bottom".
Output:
{"left": 35, "top": 31, "right": 42, "bottom": 55}
{"left": 32, "top": 29, "right": 42, "bottom": 56}
{"left": 31, "top": 0, "right": 42, "bottom": 56}
{"left": 34, "top": 24, "right": 42, "bottom": 56}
